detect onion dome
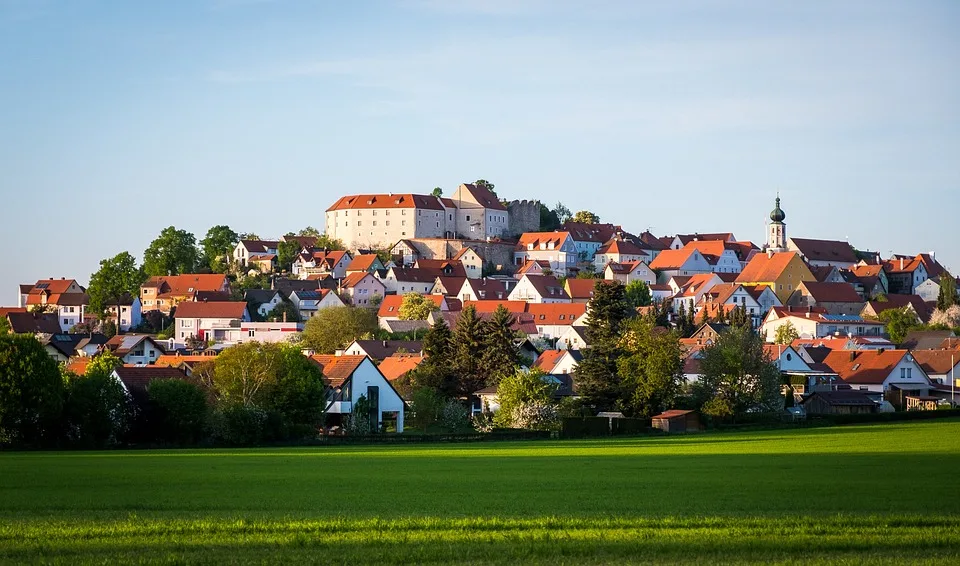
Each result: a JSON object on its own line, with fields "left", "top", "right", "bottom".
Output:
{"left": 770, "top": 197, "right": 785, "bottom": 223}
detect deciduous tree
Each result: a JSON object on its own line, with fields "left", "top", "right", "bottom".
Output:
{"left": 878, "top": 307, "right": 921, "bottom": 344}
{"left": 774, "top": 322, "right": 800, "bottom": 345}
{"left": 143, "top": 226, "right": 200, "bottom": 276}
{"left": 624, "top": 280, "right": 652, "bottom": 309}
{"left": 398, "top": 293, "right": 439, "bottom": 320}
{"left": 493, "top": 368, "right": 554, "bottom": 428}
{"left": 200, "top": 225, "right": 239, "bottom": 273}
{"left": 572, "top": 210, "right": 600, "bottom": 224}
{"left": 147, "top": 379, "right": 209, "bottom": 445}
{"left": 0, "top": 334, "right": 64, "bottom": 447}
{"left": 616, "top": 318, "right": 684, "bottom": 418}
{"left": 301, "top": 306, "right": 378, "bottom": 354}
{"left": 87, "top": 251, "right": 146, "bottom": 318}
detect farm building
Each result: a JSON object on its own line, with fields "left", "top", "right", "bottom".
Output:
{"left": 800, "top": 390, "right": 876, "bottom": 415}
{"left": 651, "top": 410, "right": 701, "bottom": 433}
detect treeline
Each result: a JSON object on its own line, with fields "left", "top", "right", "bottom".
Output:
{"left": 0, "top": 335, "right": 326, "bottom": 449}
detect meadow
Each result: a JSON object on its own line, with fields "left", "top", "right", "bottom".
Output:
{"left": 1, "top": 420, "right": 959, "bottom": 564}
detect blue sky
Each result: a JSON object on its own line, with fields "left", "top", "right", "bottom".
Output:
{"left": 1, "top": 0, "right": 958, "bottom": 302}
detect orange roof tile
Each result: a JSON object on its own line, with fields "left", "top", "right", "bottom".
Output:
{"left": 377, "top": 353, "right": 424, "bottom": 381}
{"left": 821, "top": 349, "right": 913, "bottom": 384}
{"left": 737, "top": 252, "right": 803, "bottom": 283}
{"left": 326, "top": 194, "right": 444, "bottom": 212}
{"left": 649, "top": 247, "right": 698, "bottom": 270}
{"left": 175, "top": 301, "right": 247, "bottom": 319}
{"left": 515, "top": 232, "right": 570, "bottom": 251}
{"left": 308, "top": 355, "right": 367, "bottom": 387}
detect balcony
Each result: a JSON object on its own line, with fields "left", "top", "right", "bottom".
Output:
{"left": 327, "top": 401, "right": 352, "bottom": 414}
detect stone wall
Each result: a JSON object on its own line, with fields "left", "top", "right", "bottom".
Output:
{"left": 406, "top": 238, "right": 517, "bottom": 273}
{"left": 507, "top": 199, "right": 542, "bottom": 237}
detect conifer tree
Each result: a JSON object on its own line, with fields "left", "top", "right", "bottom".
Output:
{"left": 577, "top": 281, "right": 632, "bottom": 411}
{"left": 410, "top": 317, "right": 458, "bottom": 396}
{"left": 452, "top": 305, "right": 486, "bottom": 398}
{"left": 481, "top": 305, "right": 521, "bottom": 386}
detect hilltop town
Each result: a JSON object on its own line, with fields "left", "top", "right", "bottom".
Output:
{"left": 4, "top": 180, "right": 960, "bottom": 437}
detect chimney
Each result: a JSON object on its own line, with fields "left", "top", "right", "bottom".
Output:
{"left": 767, "top": 249, "right": 774, "bottom": 258}
{"left": 900, "top": 258, "right": 904, "bottom": 270}
{"left": 849, "top": 351, "right": 857, "bottom": 362}
{"left": 282, "top": 311, "right": 287, "bottom": 323}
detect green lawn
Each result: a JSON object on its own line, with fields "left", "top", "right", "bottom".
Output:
{"left": 1, "top": 421, "right": 959, "bottom": 564}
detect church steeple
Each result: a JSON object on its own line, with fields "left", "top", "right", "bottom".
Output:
{"left": 767, "top": 194, "right": 787, "bottom": 252}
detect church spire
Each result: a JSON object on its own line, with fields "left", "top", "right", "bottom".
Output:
{"left": 767, "top": 194, "right": 787, "bottom": 251}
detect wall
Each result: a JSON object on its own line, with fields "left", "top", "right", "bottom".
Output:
{"left": 507, "top": 199, "right": 542, "bottom": 237}
{"left": 404, "top": 238, "right": 517, "bottom": 273}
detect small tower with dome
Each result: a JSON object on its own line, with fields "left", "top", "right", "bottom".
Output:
{"left": 767, "top": 194, "right": 787, "bottom": 252}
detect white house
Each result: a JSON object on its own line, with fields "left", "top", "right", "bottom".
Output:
{"left": 104, "top": 295, "right": 142, "bottom": 332}
{"left": 509, "top": 274, "right": 571, "bottom": 304}
{"left": 513, "top": 232, "right": 579, "bottom": 276}
{"left": 593, "top": 240, "right": 652, "bottom": 271}
{"left": 102, "top": 334, "right": 165, "bottom": 366}
{"left": 760, "top": 307, "right": 886, "bottom": 342}
{"left": 822, "top": 349, "right": 932, "bottom": 395}
{"left": 174, "top": 301, "right": 251, "bottom": 343}
{"left": 525, "top": 303, "right": 588, "bottom": 340}
{"left": 289, "top": 289, "right": 345, "bottom": 319}
{"left": 234, "top": 240, "right": 279, "bottom": 268}
{"left": 309, "top": 355, "right": 406, "bottom": 432}
{"left": 557, "top": 325, "right": 589, "bottom": 350}
{"left": 245, "top": 289, "right": 284, "bottom": 319}
{"left": 604, "top": 261, "right": 656, "bottom": 286}
{"left": 452, "top": 247, "right": 484, "bottom": 279}
{"left": 380, "top": 267, "right": 436, "bottom": 294}
{"left": 649, "top": 247, "right": 714, "bottom": 283}
{"left": 670, "top": 273, "right": 724, "bottom": 315}
{"left": 238, "top": 322, "right": 301, "bottom": 344}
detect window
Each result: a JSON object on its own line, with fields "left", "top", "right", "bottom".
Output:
{"left": 372, "top": 210, "right": 377, "bottom": 216}
{"left": 907, "top": 368, "right": 912, "bottom": 378}
{"left": 386, "top": 220, "right": 390, "bottom": 226}
{"left": 358, "top": 221, "right": 362, "bottom": 226}
{"left": 373, "top": 221, "right": 377, "bottom": 226}
{"left": 466, "top": 215, "right": 471, "bottom": 221}
{"left": 901, "top": 368, "right": 906, "bottom": 379}
{"left": 402, "top": 220, "right": 406, "bottom": 226}
{"left": 402, "top": 210, "right": 406, "bottom": 215}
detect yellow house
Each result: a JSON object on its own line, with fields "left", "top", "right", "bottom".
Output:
{"left": 736, "top": 251, "right": 815, "bottom": 303}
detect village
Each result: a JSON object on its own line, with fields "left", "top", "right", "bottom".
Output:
{"left": 4, "top": 181, "right": 960, "bottom": 437}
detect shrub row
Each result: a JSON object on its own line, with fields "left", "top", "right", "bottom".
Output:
{"left": 560, "top": 417, "right": 651, "bottom": 438}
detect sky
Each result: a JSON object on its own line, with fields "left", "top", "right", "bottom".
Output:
{"left": 1, "top": 0, "right": 958, "bottom": 302}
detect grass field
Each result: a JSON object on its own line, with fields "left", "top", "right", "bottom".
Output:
{"left": 2, "top": 420, "right": 959, "bottom": 564}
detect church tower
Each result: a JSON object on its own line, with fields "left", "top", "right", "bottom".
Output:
{"left": 767, "top": 195, "right": 787, "bottom": 252}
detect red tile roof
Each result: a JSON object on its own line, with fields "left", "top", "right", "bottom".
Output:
{"left": 821, "top": 349, "right": 914, "bottom": 384}
{"left": 911, "top": 350, "right": 960, "bottom": 375}
{"left": 326, "top": 194, "right": 444, "bottom": 212}
{"left": 459, "top": 183, "right": 507, "bottom": 211}
{"left": 737, "top": 252, "right": 804, "bottom": 283}
{"left": 377, "top": 353, "right": 424, "bottom": 381}
{"left": 308, "top": 355, "right": 367, "bottom": 387}
{"left": 789, "top": 238, "right": 858, "bottom": 265}
{"left": 649, "top": 247, "right": 699, "bottom": 270}
{"left": 143, "top": 274, "right": 228, "bottom": 296}
{"left": 516, "top": 232, "right": 571, "bottom": 251}
{"left": 525, "top": 303, "right": 587, "bottom": 325}
{"left": 564, "top": 278, "right": 616, "bottom": 300}
{"left": 174, "top": 301, "right": 247, "bottom": 319}
{"left": 798, "top": 282, "right": 863, "bottom": 303}
{"left": 414, "top": 259, "right": 467, "bottom": 277}
{"left": 346, "top": 254, "right": 381, "bottom": 272}
{"left": 596, "top": 239, "right": 648, "bottom": 256}
{"left": 532, "top": 350, "right": 566, "bottom": 374}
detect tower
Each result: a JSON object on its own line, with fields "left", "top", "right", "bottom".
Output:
{"left": 767, "top": 195, "right": 787, "bottom": 252}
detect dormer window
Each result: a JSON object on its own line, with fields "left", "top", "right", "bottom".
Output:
{"left": 528, "top": 243, "right": 534, "bottom": 250}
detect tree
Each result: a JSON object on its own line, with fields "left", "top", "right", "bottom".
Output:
{"left": 539, "top": 204, "right": 561, "bottom": 231}
{"left": 265, "top": 344, "right": 326, "bottom": 434}
{"left": 147, "top": 379, "right": 209, "bottom": 445}
{"left": 408, "top": 317, "right": 457, "bottom": 395}
{"left": 878, "top": 307, "right": 921, "bottom": 344}
{"left": 0, "top": 334, "right": 64, "bottom": 447}
{"left": 0, "top": 317, "right": 9, "bottom": 335}
{"left": 398, "top": 293, "right": 439, "bottom": 320}
{"left": 431, "top": 187, "right": 443, "bottom": 198}
{"left": 298, "top": 226, "right": 321, "bottom": 238}
{"left": 101, "top": 320, "right": 117, "bottom": 339}
{"left": 774, "top": 322, "right": 800, "bottom": 345}
{"left": 62, "top": 355, "right": 130, "bottom": 448}
{"left": 87, "top": 251, "right": 145, "bottom": 321}
{"left": 474, "top": 179, "right": 496, "bottom": 196}
{"left": 938, "top": 274, "right": 958, "bottom": 310}
{"left": 143, "top": 226, "right": 200, "bottom": 276}
{"left": 200, "top": 225, "right": 239, "bottom": 273}
{"left": 728, "top": 305, "right": 751, "bottom": 329}
{"left": 616, "top": 318, "right": 684, "bottom": 418}
{"left": 577, "top": 280, "right": 632, "bottom": 411}
{"left": 277, "top": 237, "right": 302, "bottom": 273}
{"left": 452, "top": 305, "right": 486, "bottom": 398}
{"left": 624, "top": 280, "right": 652, "bottom": 309}
{"left": 480, "top": 305, "right": 521, "bottom": 386}
{"left": 691, "top": 326, "right": 783, "bottom": 420}
{"left": 315, "top": 234, "right": 345, "bottom": 251}
{"left": 213, "top": 342, "right": 283, "bottom": 406}
{"left": 554, "top": 202, "right": 572, "bottom": 224}
{"left": 576, "top": 264, "right": 597, "bottom": 278}
{"left": 572, "top": 210, "right": 600, "bottom": 224}
{"left": 266, "top": 300, "right": 300, "bottom": 323}
{"left": 301, "top": 306, "right": 378, "bottom": 354}
{"left": 930, "top": 305, "right": 960, "bottom": 329}
{"left": 493, "top": 368, "right": 555, "bottom": 428}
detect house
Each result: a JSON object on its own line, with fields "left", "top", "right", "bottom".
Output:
{"left": 325, "top": 193, "right": 448, "bottom": 250}
{"left": 309, "top": 355, "right": 406, "bottom": 432}
{"left": 379, "top": 319, "right": 432, "bottom": 335}
{"left": 174, "top": 301, "right": 250, "bottom": 343}
{"left": 565, "top": 279, "right": 617, "bottom": 304}
{"left": 651, "top": 410, "right": 701, "bottom": 432}
{"left": 562, "top": 222, "right": 633, "bottom": 262}
{"left": 883, "top": 256, "right": 929, "bottom": 295}
{"left": 433, "top": 307, "right": 539, "bottom": 341}
{"left": 911, "top": 350, "right": 960, "bottom": 386}
{"left": 513, "top": 232, "right": 579, "bottom": 276}
{"left": 532, "top": 349, "right": 582, "bottom": 378}
{"left": 787, "top": 237, "right": 859, "bottom": 268}
{"left": 111, "top": 366, "right": 190, "bottom": 409}
{"left": 448, "top": 183, "right": 509, "bottom": 239}
{"left": 697, "top": 283, "right": 763, "bottom": 326}
{"left": 244, "top": 289, "right": 284, "bottom": 319}
{"left": 41, "top": 333, "right": 108, "bottom": 363}
{"left": 19, "top": 278, "right": 88, "bottom": 332}
{"left": 593, "top": 239, "right": 651, "bottom": 271}
{"left": 603, "top": 261, "right": 656, "bottom": 286}
{"left": 452, "top": 247, "right": 484, "bottom": 278}
{"left": 509, "top": 274, "right": 572, "bottom": 304}
{"left": 736, "top": 251, "right": 816, "bottom": 303}
{"left": 293, "top": 250, "right": 353, "bottom": 279}
{"left": 340, "top": 272, "right": 386, "bottom": 307}
{"left": 233, "top": 240, "right": 279, "bottom": 269}
{"left": 377, "top": 294, "right": 446, "bottom": 326}
{"left": 102, "top": 334, "right": 165, "bottom": 366}
{"left": 377, "top": 353, "right": 425, "bottom": 383}
{"left": 103, "top": 294, "right": 142, "bottom": 332}
{"left": 800, "top": 391, "right": 877, "bottom": 415}
{"left": 786, "top": 282, "right": 865, "bottom": 316}
{"left": 650, "top": 284, "right": 674, "bottom": 303}
{"left": 846, "top": 264, "right": 888, "bottom": 299}
{"left": 682, "top": 240, "right": 745, "bottom": 274}
{"left": 809, "top": 265, "right": 846, "bottom": 284}
{"left": 5, "top": 311, "right": 61, "bottom": 334}
{"left": 140, "top": 274, "right": 230, "bottom": 315}
{"left": 514, "top": 259, "right": 552, "bottom": 279}
{"left": 458, "top": 278, "right": 510, "bottom": 302}
{"left": 345, "top": 254, "right": 386, "bottom": 276}
{"left": 744, "top": 284, "right": 782, "bottom": 317}
{"left": 760, "top": 306, "right": 885, "bottom": 342}
{"left": 860, "top": 294, "right": 932, "bottom": 325}
{"left": 649, "top": 247, "right": 713, "bottom": 283}
{"left": 380, "top": 267, "right": 437, "bottom": 294}
{"left": 289, "top": 289, "right": 345, "bottom": 319}
{"left": 344, "top": 339, "right": 423, "bottom": 361}
{"left": 900, "top": 330, "right": 959, "bottom": 351}
{"left": 432, "top": 276, "right": 467, "bottom": 297}
{"left": 915, "top": 277, "right": 953, "bottom": 303}
{"left": 413, "top": 258, "right": 467, "bottom": 277}
{"left": 671, "top": 273, "right": 724, "bottom": 315}
{"left": 557, "top": 325, "right": 589, "bottom": 350}
{"left": 525, "top": 303, "right": 588, "bottom": 340}
{"left": 821, "top": 349, "right": 931, "bottom": 395}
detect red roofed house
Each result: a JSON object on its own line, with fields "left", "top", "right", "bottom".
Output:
{"left": 174, "top": 301, "right": 250, "bottom": 343}
{"left": 141, "top": 274, "right": 230, "bottom": 315}
{"left": 377, "top": 294, "right": 447, "bottom": 323}
{"left": 786, "top": 281, "right": 865, "bottom": 316}
{"left": 787, "top": 237, "right": 859, "bottom": 269}
{"left": 514, "top": 232, "right": 579, "bottom": 276}
{"left": 339, "top": 272, "right": 386, "bottom": 307}
{"left": 912, "top": 349, "right": 960, "bottom": 389}
{"left": 649, "top": 247, "right": 713, "bottom": 283}
{"left": 377, "top": 353, "right": 425, "bottom": 383}
{"left": 564, "top": 278, "right": 617, "bottom": 304}
{"left": 683, "top": 240, "right": 745, "bottom": 274}
{"left": 821, "top": 349, "right": 931, "bottom": 397}
{"left": 883, "top": 255, "right": 929, "bottom": 295}
{"left": 760, "top": 306, "right": 885, "bottom": 342}
{"left": 324, "top": 193, "right": 448, "bottom": 249}
{"left": 860, "top": 294, "right": 932, "bottom": 325}
{"left": 450, "top": 183, "right": 509, "bottom": 239}
{"left": 509, "top": 274, "right": 572, "bottom": 304}
{"left": 451, "top": 247, "right": 484, "bottom": 279}
{"left": 309, "top": 355, "right": 406, "bottom": 432}
{"left": 380, "top": 267, "right": 438, "bottom": 294}
{"left": 289, "top": 288, "right": 346, "bottom": 318}
{"left": 671, "top": 273, "right": 724, "bottom": 315}
{"left": 652, "top": 410, "right": 701, "bottom": 432}
{"left": 526, "top": 303, "right": 588, "bottom": 340}
{"left": 696, "top": 283, "right": 763, "bottom": 327}
{"left": 102, "top": 334, "right": 165, "bottom": 366}
{"left": 593, "top": 239, "right": 652, "bottom": 271}
{"left": 19, "top": 278, "right": 88, "bottom": 332}
{"left": 345, "top": 254, "right": 386, "bottom": 276}
{"left": 603, "top": 261, "right": 656, "bottom": 286}
{"left": 736, "top": 251, "right": 816, "bottom": 303}
{"left": 413, "top": 258, "right": 468, "bottom": 277}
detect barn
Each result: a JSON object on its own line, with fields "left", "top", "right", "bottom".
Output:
{"left": 651, "top": 410, "right": 701, "bottom": 433}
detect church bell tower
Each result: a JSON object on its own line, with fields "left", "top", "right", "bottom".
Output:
{"left": 767, "top": 195, "right": 787, "bottom": 252}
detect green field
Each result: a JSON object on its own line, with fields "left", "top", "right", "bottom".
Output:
{"left": 2, "top": 421, "right": 959, "bottom": 564}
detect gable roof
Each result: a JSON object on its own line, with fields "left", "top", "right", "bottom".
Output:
{"left": 414, "top": 259, "right": 467, "bottom": 277}
{"left": 516, "top": 232, "right": 571, "bottom": 251}
{"left": 737, "top": 251, "right": 803, "bottom": 283}
{"left": 104, "top": 334, "right": 163, "bottom": 356}
{"left": 900, "top": 330, "right": 958, "bottom": 351}
{"left": 244, "top": 289, "right": 281, "bottom": 304}
{"left": 377, "top": 353, "right": 425, "bottom": 381}
{"left": 389, "top": 267, "right": 443, "bottom": 283}
{"left": 143, "top": 274, "right": 228, "bottom": 296}
{"left": 678, "top": 273, "right": 720, "bottom": 297}
{"left": 790, "top": 238, "right": 858, "bottom": 264}
{"left": 518, "top": 274, "right": 570, "bottom": 300}
{"left": 821, "top": 349, "right": 915, "bottom": 384}
{"left": 525, "top": 302, "right": 588, "bottom": 325}
{"left": 564, "top": 278, "right": 615, "bottom": 300}
{"left": 462, "top": 278, "right": 510, "bottom": 300}
{"left": 326, "top": 194, "right": 444, "bottom": 212}
{"left": 308, "top": 355, "right": 367, "bottom": 387}
{"left": 800, "top": 390, "right": 876, "bottom": 407}
{"left": 174, "top": 301, "right": 247, "bottom": 319}
{"left": 798, "top": 281, "right": 863, "bottom": 303}
{"left": 238, "top": 240, "right": 279, "bottom": 254}
{"left": 350, "top": 340, "right": 423, "bottom": 360}
{"left": 596, "top": 239, "right": 648, "bottom": 257}
{"left": 113, "top": 366, "right": 188, "bottom": 402}
{"left": 458, "top": 183, "right": 507, "bottom": 211}
{"left": 452, "top": 247, "right": 482, "bottom": 261}
{"left": 516, "top": 259, "right": 551, "bottom": 276}
{"left": 532, "top": 349, "right": 582, "bottom": 374}
{"left": 7, "top": 312, "right": 61, "bottom": 334}
{"left": 911, "top": 349, "right": 960, "bottom": 375}
{"left": 863, "top": 294, "right": 931, "bottom": 322}
{"left": 561, "top": 222, "right": 626, "bottom": 244}
{"left": 675, "top": 233, "right": 735, "bottom": 245}
{"left": 434, "top": 276, "right": 468, "bottom": 296}
{"left": 649, "top": 247, "right": 700, "bottom": 270}
{"left": 346, "top": 254, "right": 382, "bottom": 272}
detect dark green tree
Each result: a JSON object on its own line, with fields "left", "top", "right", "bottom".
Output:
{"left": 143, "top": 226, "right": 200, "bottom": 276}
{"left": 878, "top": 307, "right": 921, "bottom": 344}
{"left": 200, "top": 225, "right": 239, "bottom": 273}
{"left": 266, "top": 345, "right": 326, "bottom": 434}
{"left": 474, "top": 179, "right": 496, "bottom": 196}
{"left": 298, "top": 226, "right": 321, "bottom": 238}
{"left": 431, "top": 187, "right": 443, "bottom": 198}
{"left": 576, "top": 280, "right": 632, "bottom": 411}
{"left": 0, "top": 334, "right": 65, "bottom": 447}
{"left": 62, "top": 356, "right": 131, "bottom": 448}
{"left": 277, "top": 236, "right": 302, "bottom": 273}
{"left": 315, "top": 234, "right": 345, "bottom": 251}
{"left": 147, "top": 379, "right": 209, "bottom": 445}
{"left": 87, "top": 251, "right": 146, "bottom": 319}
{"left": 938, "top": 274, "right": 958, "bottom": 310}
{"left": 452, "top": 305, "right": 486, "bottom": 398}
{"left": 553, "top": 202, "right": 572, "bottom": 224}
{"left": 616, "top": 318, "right": 684, "bottom": 418}
{"left": 728, "top": 305, "right": 751, "bottom": 329}
{"left": 539, "top": 203, "right": 561, "bottom": 231}
{"left": 409, "top": 317, "right": 457, "bottom": 396}
{"left": 691, "top": 325, "right": 783, "bottom": 420}
{"left": 481, "top": 305, "right": 521, "bottom": 386}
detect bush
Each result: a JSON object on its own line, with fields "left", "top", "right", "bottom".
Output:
{"left": 147, "top": 380, "right": 209, "bottom": 445}
{"left": 440, "top": 400, "right": 470, "bottom": 432}
{"left": 512, "top": 401, "right": 560, "bottom": 431}
{"left": 0, "top": 334, "right": 65, "bottom": 447}
{"left": 62, "top": 372, "right": 131, "bottom": 448}
{"left": 409, "top": 388, "right": 445, "bottom": 431}
{"left": 207, "top": 404, "right": 268, "bottom": 446}
{"left": 560, "top": 416, "right": 612, "bottom": 438}
{"left": 612, "top": 418, "right": 648, "bottom": 436}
